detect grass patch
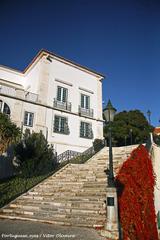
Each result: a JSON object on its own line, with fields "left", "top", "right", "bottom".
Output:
{"left": 0, "top": 173, "right": 52, "bottom": 208}
{"left": 0, "top": 161, "right": 70, "bottom": 208}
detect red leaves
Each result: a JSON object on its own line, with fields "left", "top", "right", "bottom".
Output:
{"left": 116, "top": 145, "right": 158, "bottom": 240}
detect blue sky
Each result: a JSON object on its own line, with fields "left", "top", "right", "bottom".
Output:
{"left": 0, "top": 0, "right": 160, "bottom": 126}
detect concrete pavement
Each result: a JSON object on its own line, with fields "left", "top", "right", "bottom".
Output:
{"left": 0, "top": 219, "right": 106, "bottom": 240}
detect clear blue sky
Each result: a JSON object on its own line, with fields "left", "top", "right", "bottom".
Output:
{"left": 0, "top": 0, "right": 160, "bottom": 126}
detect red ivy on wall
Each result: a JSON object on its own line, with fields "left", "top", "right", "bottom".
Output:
{"left": 116, "top": 145, "right": 158, "bottom": 240}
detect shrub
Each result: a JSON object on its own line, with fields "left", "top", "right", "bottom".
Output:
{"left": 116, "top": 145, "right": 158, "bottom": 240}
{"left": 93, "top": 138, "right": 104, "bottom": 153}
{"left": 14, "top": 129, "right": 57, "bottom": 178}
{"left": 0, "top": 112, "right": 21, "bottom": 154}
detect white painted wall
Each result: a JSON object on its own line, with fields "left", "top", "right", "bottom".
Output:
{"left": 0, "top": 66, "right": 25, "bottom": 86}
{"left": 0, "top": 53, "right": 104, "bottom": 156}
{"left": 47, "top": 58, "right": 103, "bottom": 120}
{"left": 24, "top": 60, "right": 42, "bottom": 93}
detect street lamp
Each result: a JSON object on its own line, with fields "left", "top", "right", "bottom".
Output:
{"left": 101, "top": 99, "right": 119, "bottom": 239}
{"left": 103, "top": 99, "right": 117, "bottom": 187}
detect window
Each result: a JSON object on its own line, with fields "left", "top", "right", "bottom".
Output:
{"left": 54, "top": 115, "right": 69, "bottom": 134}
{"left": 57, "top": 86, "right": 68, "bottom": 103}
{"left": 81, "top": 94, "right": 90, "bottom": 109}
{"left": 0, "top": 100, "right": 10, "bottom": 116}
{"left": 24, "top": 111, "right": 34, "bottom": 127}
{"left": 80, "top": 121, "right": 93, "bottom": 139}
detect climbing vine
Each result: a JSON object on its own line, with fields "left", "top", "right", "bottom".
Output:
{"left": 116, "top": 145, "right": 158, "bottom": 240}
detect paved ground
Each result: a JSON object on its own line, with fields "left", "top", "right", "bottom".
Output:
{"left": 0, "top": 219, "right": 106, "bottom": 240}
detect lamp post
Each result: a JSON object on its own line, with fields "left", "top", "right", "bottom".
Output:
{"left": 103, "top": 99, "right": 116, "bottom": 187}
{"left": 101, "top": 100, "right": 119, "bottom": 240}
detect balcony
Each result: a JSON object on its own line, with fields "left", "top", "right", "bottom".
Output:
{"left": 0, "top": 85, "right": 16, "bottom": 97}
{"left": 53, "top": 98, "right": 71, "bottom": 112}
{"left": 24, "top": 92, "right": 38, "bottom": 102}
{"left": 0, "top": 84, "right": 38, "bottom": 103}
{"left": 78, "top": 106, "right": 94, "bottom": 118}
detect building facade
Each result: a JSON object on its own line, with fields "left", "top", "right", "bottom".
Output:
{"left": 0, "top": 50, "right": 104, "bottom": 155}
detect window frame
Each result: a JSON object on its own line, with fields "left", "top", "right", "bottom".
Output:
{"left": 56, "top": 86, "right": 68, "bottom": 103}
{"left": 53, "top": 115, "right": 69, "bottom": 135}
{"left": 0, "top": 100, "right": 11, "bottom": 116}
{"left": 80, "top": 94, "right": 90, "bottom": 110}
{"left": 24, "top": 111, "right": 34, "bottom": 127}
{"left": 80, "top": 121, "right": 93, "bottom": 139}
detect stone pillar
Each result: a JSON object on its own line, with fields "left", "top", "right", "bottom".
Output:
{"left": 12, "top": 89, "right": 24, "bottom": 128}
{"left": 101, "top": 187, "right": 119, "bottom": 240}
{"left": 35, "top": 57, "right": 50, "bottom": 135}
{"left": 37, "top": 58, "right": 50, "bottom": 105}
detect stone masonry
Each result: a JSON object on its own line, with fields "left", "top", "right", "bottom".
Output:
{"left": 0, "top": 145, "right": 137, "bottom": 229}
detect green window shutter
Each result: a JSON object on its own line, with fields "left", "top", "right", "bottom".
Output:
{"left": 54, "top": 116, "right": 60, "bottom": 131}
{"left": 86, "top": 96, "right": 90, "bottom": 109}
{"left": 88, "top": 123, "right": 93, "bottom": 138}
{"left": 81, "top": 94, "right": 84, "bottom": 108}
{"left": 29, "top": 113, "right": 34, "bottom": 126}
{"left": 62, "top": 88, "right": 67, "bottom": 102}
{"left": 86, "top": 123, "right": 89, "bottom": 136}
{"left": 57, "top": 87, "right": 62, "bottom": 101}
{"left": 80, "top": 122, "right": 85, "bottom": 137}
{"left": 60, "top": 117, "right": 65, "bottom": 132}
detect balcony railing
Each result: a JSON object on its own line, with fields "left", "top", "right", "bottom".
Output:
{"left": 53, "top": 98, "right": 71, "bottom": 112}
{"left": 78, "top": 106, "right": 94, "bottom": 118}
{"left": 0, "top": 85, "right": 16, "bottom": 97}
{"left": 0, "top": 84, "right": 38, "bottom": 103}
{"left": 25, "top": 92, "right": 38, "bottom": 102}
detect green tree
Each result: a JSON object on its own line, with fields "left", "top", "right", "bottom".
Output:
{"left": 14, "top": 129, "right": 56, "bottom": 178}
{"left": 0, "top": 112, "right": 21, "bottom": 154}
{"left": 104, "top": 110, "right": 153, "bottom": 146}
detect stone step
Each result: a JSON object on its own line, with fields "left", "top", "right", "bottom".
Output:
{"left": 0, "top": 145, "right": 134, "bottom": 230}
{"left": 1, "top": 205, "right": 106, "bottom": 216}
{"left": 36, "top": 181, "right": 106, "bottom": 187}
{"left": 10, "top": 199, "right": 105, "bottom": 209}
{"left": 29, "top": 188, "right": 106, "bottom": 196}
{"left": 27, "top": 189, "right": 106, "bottom": 198}
{"left": 0, "top": 213, "right": 105, "bottom": 227}
{"left": 32, "top": 186, "right": 107, "bottom": 193}
{"left": 21, "top": 194, "right": 106, "bottom": 202}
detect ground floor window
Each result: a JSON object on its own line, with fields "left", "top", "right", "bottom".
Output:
{"left": 53, "top": 115, "right": 69, "bottom": 134}
{"left": 24, "top": 111, "right": 34, "bottom": 127}
{"left": 80, "top": 121, "right": 93, "bottom": 139}
{"left": 0, "top": 100, "right": 10, "bottom": 116}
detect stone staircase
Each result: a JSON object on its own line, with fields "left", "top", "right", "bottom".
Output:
{"left": 0, "top": 145, "right": 137, "bottom": 228}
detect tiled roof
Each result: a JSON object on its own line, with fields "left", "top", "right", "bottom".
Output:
{"left": 154, "top": 127, "right": 160, "bottom": 135}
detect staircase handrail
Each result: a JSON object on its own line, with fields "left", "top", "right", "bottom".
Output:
{"left": 57, "top": 150, "right": 81, "bottom": 163}
{"left": 56, "top": 139, "right": 105, "bottom": 164}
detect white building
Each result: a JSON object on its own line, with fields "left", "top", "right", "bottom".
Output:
{"left": 0, "top": 49, "right": 104, "bottom": 155}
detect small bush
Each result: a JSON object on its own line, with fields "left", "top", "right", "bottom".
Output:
{"left": 93, "top": 138, "right": 104, "bottom": 153}
{"left": 14, "top": 129, "right": 57, "bottom": 178}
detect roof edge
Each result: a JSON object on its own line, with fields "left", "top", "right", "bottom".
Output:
{"left": 0, "top": 49, "right": 105, "bottom": 80}
{"left": 24, "top": 49, "right": 105, "bottom": 79}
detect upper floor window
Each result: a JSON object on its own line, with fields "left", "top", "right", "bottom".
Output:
{"left": 53, "top": 115, "right": 69, "bottom": 135}
{"left": 80, "top": 121, "right": 93, "bottom": 139}
{"left": 57, "top": 86, "right": 68, "bottom": 103}
{"left": 24, "top": 111, "right": 34, "bottom": 127}
{"left": 0, "top": 100, "right": 10, "bottom": 116}
{"left": 81, "top": 94, "right": 90, "bottom": 109}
